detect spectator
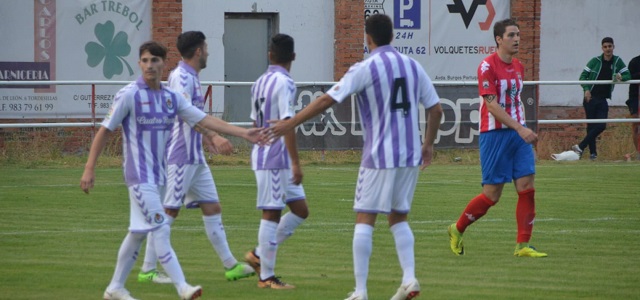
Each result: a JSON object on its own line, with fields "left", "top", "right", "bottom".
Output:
{"left": 625, "top": 53, "right": 640, "bottom": 159}
{"left": 572, "top": 37, "right": 631, "bottom": 160}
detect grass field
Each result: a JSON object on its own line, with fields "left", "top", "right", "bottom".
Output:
{"left": 0, "top": 161, "right": 639, "bottom": 300}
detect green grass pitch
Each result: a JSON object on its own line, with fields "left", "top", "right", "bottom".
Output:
{"left": 0, "top": 162, "right": 638, "bottom": 299}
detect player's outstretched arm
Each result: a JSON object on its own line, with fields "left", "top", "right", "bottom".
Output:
{"left": 202, "top": 131, "right": 233, "bottom": 155}
{"left": 80, "top": 127, "right": 111, "bottom": 194}
{"left": 195, "top": 115, "right": 266, "bottom": 145}
{"left": 421, "top": 103, "right": 443, "bottom": 170}
{"left": 268, "top": 93, "right": 336, "bottom": 138}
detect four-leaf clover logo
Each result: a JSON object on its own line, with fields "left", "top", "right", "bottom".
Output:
{"left": 85, "top": 21, "right": 134, "bottom": 79}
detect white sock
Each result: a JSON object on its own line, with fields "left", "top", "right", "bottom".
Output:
{"left": 258, "top": 219, "right": 278, "bottom": 280}
{"left": 391, "top": 222, "right": 416, "bottom": 284}
{"left": 203, "top": 214, "right": 237, "bottom": 269}
{"left": 107, "top": 232, "right": 145, "bottom": 291}
{"left": 353, "top": 223, "right": 373, "bottom": 296}
{"left": 152, "top": 224, "right": 187, "bottom": 292}
{"left": 141, "top": 215, "right": 174, "bottom": 273}
{"left": 141, "top": 233, "right": 157, "bottom": 273}
{"left": 276, "top": 212, "right": 305, "bottom": 244}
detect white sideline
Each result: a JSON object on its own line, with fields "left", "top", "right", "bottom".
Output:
{"left": 1, "top": 217, "right": 637, "bottom": 236}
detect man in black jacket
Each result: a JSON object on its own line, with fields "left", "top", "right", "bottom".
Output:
{"left": 625, "top": 53, "right": 640, "bottom": 159}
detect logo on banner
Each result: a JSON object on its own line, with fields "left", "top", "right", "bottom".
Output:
{"left": 85, "top": 21, "right": 134, "bottom": 79}
{"left": 394, "top": 0, "right": 420, "bottom": 29}
{"left": 74, "top": 2, "right": 147, "bottom": 80}
{"left": 447, "top": 0, "right": 495, "bottom": 31}
{"left": 364, "top": 0, "right": 385, "bottom": 19}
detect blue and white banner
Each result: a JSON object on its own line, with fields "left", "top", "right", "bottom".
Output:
{"left": 365, "top": 0, "right": 510, "bottom": 82}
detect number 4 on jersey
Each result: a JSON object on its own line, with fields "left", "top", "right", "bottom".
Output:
{"left": 254, "top": 97, "right": 265, "bottom": 127}
{"left": 391, "top": 77, "right": 410, "bottom": 116}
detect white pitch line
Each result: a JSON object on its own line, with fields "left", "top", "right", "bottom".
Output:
{"left": 1, "top": 217, "right": 636, "bottom": 236}
{"left": 0, "top": 182, "right": 125, "bottom": 188}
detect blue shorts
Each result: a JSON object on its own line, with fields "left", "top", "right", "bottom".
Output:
{"left": 479, "top": 129, "right": 535, "bottom": 185}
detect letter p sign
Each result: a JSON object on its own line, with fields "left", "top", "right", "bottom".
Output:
{"left": 394, "top": 0, "right": 420, "bottom": 29}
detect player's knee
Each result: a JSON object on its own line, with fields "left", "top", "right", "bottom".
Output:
{"left": 294, "top": 208, "right": 309, "bottom": 219}
{"left": 481, "top": 189, "right": 502, "bottom": 204}
{"left": 201, "top": 202, "right": 221, "bottom": 216}
{"left": 130, "top": 232, "right": 147, "bottom": 242}
{"left": 164, "top": 208, "right": 180, "bottom": 218}
{"left": 152, "top": 224, "right": 171, "bottom": 241}
{"left": 289, "top": 200, "right": 309, "bottom": 219}
{"left": 388, "top": 212, "right": 407, "bottom": 226}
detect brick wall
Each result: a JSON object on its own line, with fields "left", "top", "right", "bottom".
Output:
{"left": 152, "top": 0, "right": 182, "bottom": 80}
{"left": 511, "top": 0, "right": 540, "bottom": 82}
{"left": 334, "top": 0, "right": 364, "bottom": 80}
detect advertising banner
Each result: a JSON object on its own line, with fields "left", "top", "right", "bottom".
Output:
{"left": 364, "top": 0, "right": 510, "bottom": 82}
{"left": 292, "top": 84, "right": 536, "bottom": 150}
{"left": 0, "top": 0, "right": 151, "bottom": 119}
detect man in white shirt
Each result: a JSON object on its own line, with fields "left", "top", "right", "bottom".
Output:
{"left": 137, "top": 31, "right": 255, "bottom": 285}
{"left": 80, "top": 41, "right": 263, "bottom": 300}
{"left": 268, "top": 15, "right": 443, "bottom": 300}
{"left": 243, "top": 33, "right": 308, "bottom": 290}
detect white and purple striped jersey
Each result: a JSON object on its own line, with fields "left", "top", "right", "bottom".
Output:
{"left": 250, "top": 65, "right": 296, "bottom": 170}
{"left": 102, "top": 76, "right": 206, "bottom": 186}
{"left": 166, "top": 61, "right": 206, "bottom": 165}
{"left": 327, "top": 45, "right": 440, "bottom": 169}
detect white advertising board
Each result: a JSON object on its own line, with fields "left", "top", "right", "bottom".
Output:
{"left": 0, "top": 0, "right": 151, "bottom": 119}
{"left": 364, "top": 0, "right": 510, "bottom": 82}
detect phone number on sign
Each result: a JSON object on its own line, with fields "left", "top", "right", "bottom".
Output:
{"left": 0, "top": 103, "right": 54, "bottom": 111}
{"left": 87, "top": 102, "right": 111, "bottom": 109}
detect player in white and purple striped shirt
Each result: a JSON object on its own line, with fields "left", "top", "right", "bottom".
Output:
{"left": 244, "top": 33, "right": 307, "bottom": 290}
{"left": 138, "top": 31, "right": 255, "bottom": 286}
{"left": 268, "top": 15, "right": 443, "bottom": 300}
{"left": 80, "top": 41, "right": 263, "bottom": 300}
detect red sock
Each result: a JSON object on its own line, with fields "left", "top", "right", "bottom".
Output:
{"left": 456, "top": 193, "right": 494, "bottom": 233}
{"left": 516, "top": 188, "right": 536, "bottom": 243}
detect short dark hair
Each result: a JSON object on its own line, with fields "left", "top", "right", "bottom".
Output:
{"left": 601, "top": 37, "right": 614, "bottom": 45}
{"left": 177, "top": 31, "right": 206, "bottom": 59}
{"left": 139, "top": 41, "right": 167, "bottom": 59}
{"left": 365, "top": 14, "right": 393, "bottom": 46}
{"left": 493, "top": 19, "right": 519, "bottom": 47}
{"left": 270, "top": 33, "right": 295, "bottom": 64}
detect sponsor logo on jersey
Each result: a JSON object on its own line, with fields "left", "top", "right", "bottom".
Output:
{"left": 154, "top": 213, "right": 165, "bottom": 224}
{"left": 480, "top": 60, "right": 490, "bottom": 74}
{"left": 105, "top": 106, "right": 114, "bottom": 120}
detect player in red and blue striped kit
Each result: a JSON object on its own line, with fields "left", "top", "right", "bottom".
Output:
{"left": 447, "top": 19, "right": 547, "bottom": 258}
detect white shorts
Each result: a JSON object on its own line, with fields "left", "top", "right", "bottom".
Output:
{"left": 164, "top": 164, "right": 219, "bottom": 209}
{"left": 255, "top": 169, "right": 306, "bottom": 210}
{"left": 128, "top": 184, "right": 168, "bottom": 233}
{"left": 353, "top": 166, "right": 419, "bottom": 214}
